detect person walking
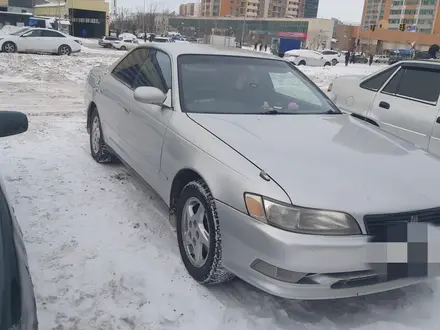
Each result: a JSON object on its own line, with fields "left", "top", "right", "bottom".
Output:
{"left": 254, "top": 42, "right": 258, "bottom": 50}
{"left": 259, "top": 43, "right": 263, "bottom": 51}
{"left": 345, "top": 50, "right": 350, "bottom": 66}
{"left": 350, "top": 52, "right": 356, "bottom": 64}
{"left": 369, "top": 53, "right": 374, "bottom": 66}
{"left": 264, "top": 44, "right": 268, "bottom": 52}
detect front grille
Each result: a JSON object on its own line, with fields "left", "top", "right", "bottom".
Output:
{"left": 364, "top": 207, "right": 440, "bottom": 241}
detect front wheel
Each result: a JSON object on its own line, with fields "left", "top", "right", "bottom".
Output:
{"left": 331, "top": 59, "right": 338, "bottom": 66}
{"left": 58, "top": 44, "right": 71, "bottom": 56}
{"left": 176, "top": 180, "right": 235, "bottom": 285}
{"left": 120, "top": 46, "right": 127, "bottom": 50}
{"left": 298, "top": 60, "right": 306, "bottom": 66}
{"left": 324, "top": 62, "right": 331, "bottom": 67}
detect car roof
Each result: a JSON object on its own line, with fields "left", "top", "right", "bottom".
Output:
{"left": 397, "top": 59, "right": 440, "bottom": 67}
{"left": 139, "top": 43, "right": 280, "bottom": 59}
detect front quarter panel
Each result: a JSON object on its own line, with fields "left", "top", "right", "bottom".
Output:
{"left": 160, "top": 113, "right": 291, "bottom": 214}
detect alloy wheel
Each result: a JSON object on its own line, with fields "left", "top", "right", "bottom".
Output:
{"left": 181, "top": 197, "right": 211, "bottom": 268}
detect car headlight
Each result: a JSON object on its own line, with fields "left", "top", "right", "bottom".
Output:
{"left": 244, "top": 193, "right": 361, "bottom": 235}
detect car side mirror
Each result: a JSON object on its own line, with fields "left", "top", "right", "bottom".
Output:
{"left": 134, "top": 86, "right": 166, "bottom": 105}
{"left": 0, "top": 111, "right": 28, "bottom": 138}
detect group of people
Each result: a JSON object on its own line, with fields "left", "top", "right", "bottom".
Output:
{"left": 253, "top": 42, "right": 268, "bottom": 52}
{"left": 344, "top": 51, "right": 374, "bottom": 66}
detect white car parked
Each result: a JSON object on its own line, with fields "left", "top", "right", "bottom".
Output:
{"left": 284, "top": 49, "right": 332, "bottom": 67}
{"left": 112, "top": 39, "right": 140, "bottom": 50}
{"left": 319, "top": 49, "right": 341, "bottom": 66}
{"left": 0, "top": 27, "right": 81, "bottom": 55}
{"left": 373, "top": 55, "right": 389, "bottom": 63}
{"left": 328, "top": 60, "right": 440, "bottom": 156}
{"left": 153, "top": 37, "right": 174, "bottom": 43}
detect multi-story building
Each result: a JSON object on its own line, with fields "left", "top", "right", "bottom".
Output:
{"left": 199, "top": 0, "right": 318, "bottom": 18}
{"left": 361, "top": 0, "right": 439, "bottom": 34}
{"left": 179, "top": 2, "right": 201, "bottom": 16}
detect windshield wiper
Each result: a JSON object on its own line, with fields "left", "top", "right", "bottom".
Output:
{"left": 324, "top": 109, "right": 341, "bottom": 114}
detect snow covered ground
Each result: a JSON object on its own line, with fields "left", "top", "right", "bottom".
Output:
{"left": 0, "top": 48, "right": 438, "bottom": 330}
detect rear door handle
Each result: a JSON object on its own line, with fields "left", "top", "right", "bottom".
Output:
{"left": 379, "top": 101, "right": 390, "bottom": 109}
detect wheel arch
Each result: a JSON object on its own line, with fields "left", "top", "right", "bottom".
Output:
{"left": 86, "top": 102, "right": 98, "bottom": 133}
{"left": 169, "top": 168, "right": 208, "bottom": 226}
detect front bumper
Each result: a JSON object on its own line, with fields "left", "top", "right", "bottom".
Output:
{"left": 217, "top": 200, "right": 424, "bottom": 300}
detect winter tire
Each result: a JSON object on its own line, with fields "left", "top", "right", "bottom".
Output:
{"left": 177, "top": 180, "right": 235, "bottom": 285}
{"left": 331, "top": 59, "right": 338, "bottom": 66}
{"left": 298, "top": 60, "right": 306, "bottom": 66}
{"left": 2, "top": 42, "right": 16, "bottom": 53}
{"left": 324, "top": 62, "right": 331, "bottom": 67}
{"left": 58, "top": 44, "right": 71, "bottom": 56}
{"left": 120, "top": 46, "right": 127, "bottom": 50}
{"left": 89, "top": 109, "right": 114, "bottom": 163}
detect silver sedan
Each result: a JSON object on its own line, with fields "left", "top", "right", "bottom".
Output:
{"left": 84, "top": 43, "right": 440, "bottom": 300}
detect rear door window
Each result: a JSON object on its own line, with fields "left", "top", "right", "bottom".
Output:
{"left": 395, "top": 68, "right": 440, "bottom": 104}
{"left": 360, "top": 66, "right": 399, "bottom": 92}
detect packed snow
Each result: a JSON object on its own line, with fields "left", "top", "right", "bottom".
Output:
{"left": 0, "top": 47, "right": 438, "bottom": 330}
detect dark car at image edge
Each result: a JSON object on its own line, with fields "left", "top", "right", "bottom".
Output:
{"left": 0, "top": 111, "right": 38, "bottom": 330}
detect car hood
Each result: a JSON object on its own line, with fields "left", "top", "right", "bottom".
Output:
{"left": 187, "top": 113, "right": 440, "bottom": 215}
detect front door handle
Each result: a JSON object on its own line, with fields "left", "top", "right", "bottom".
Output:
{"left": 122, "top": 107, "right": 130, "bottom": 114}
{"left": 379, "top": 101, "right": 390, "bottom": 109}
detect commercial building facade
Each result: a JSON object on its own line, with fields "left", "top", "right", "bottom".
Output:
{"left": 198, "top": 0, "right": 319, "bottom": 19}
{"left": 169, "top": 16, "right": 334, "bottom": 49}
{"left": 33, "top": 0, "right": 109, "bottom": 37}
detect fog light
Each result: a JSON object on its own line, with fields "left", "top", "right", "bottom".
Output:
{"left": 250, "top": 259, "right": 307, "bottom": 283}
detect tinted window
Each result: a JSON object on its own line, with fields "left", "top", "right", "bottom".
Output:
{"left": 112, "top": 48, "right": 150, "bottom": 88}
{"left": 395, "top": 68, "right": 440, "bottom": 103}
{"left": 178, "top": 55, "right": 339, "bottom": 115}
{"left": 154, "top": 38, "right": 168, "bottom": 43}
{"left": 42, "top": 30, "right": 64, "bottom": 37}
{"left": 23, "top": 29, "right": 43, "bottom": 37}
{"left": 322, "top": 51, "right": 337, "bottom": 55}
{"left": 381, "top": 68, "right": 404, "bottom": 95}
{"left": 123, "top": 40, "right": 132, "bottom": 43}
{"left": 134, "top": 50, "right": 171, "bottom": 93}
{"left": 360, "top": 66, "right": 398, "bottom": 91}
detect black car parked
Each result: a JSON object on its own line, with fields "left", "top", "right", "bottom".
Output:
{"left": 0, "top": 111, "right": 38, "bottom": 330}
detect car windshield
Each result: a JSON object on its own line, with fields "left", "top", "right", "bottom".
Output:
{"left": 178, "top": 55, "right": 340, "bottom": 115}
{"left": 10, "top": 28, "right": 30, "bottom": 36}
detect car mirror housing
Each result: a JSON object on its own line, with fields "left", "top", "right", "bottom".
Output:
{"left": 0, "top": 111, "right": 28, "bottom": 138}
{"left": 134, "top": 86, "right": 167, "bottom": 106}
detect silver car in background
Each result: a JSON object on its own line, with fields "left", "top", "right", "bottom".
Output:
{"left": 84, "top": 44, "right": 440, "bottom": 300}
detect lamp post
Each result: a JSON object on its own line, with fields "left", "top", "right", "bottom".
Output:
{"left": 240, "top": 1, "right": 248, "bottom": 46}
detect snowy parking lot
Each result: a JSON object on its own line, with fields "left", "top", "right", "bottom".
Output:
{"left": 0, "top": 48, "right": 439, "bottom": 330}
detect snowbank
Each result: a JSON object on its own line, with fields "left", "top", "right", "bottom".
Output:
{"left": 0, "top": 24, "right": 25, "bottom": 35}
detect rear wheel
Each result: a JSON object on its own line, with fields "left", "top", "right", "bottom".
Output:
{"left": 2, "top": 42, "right": 16, "bottom": 53}
{"left": 324, "top": 62, "right": 331, "bottom": 67}
{"left": 58, "top": 44, "right": 71, "bottom": 56}
{"left": 298, "top": 60, "right": 306, "bottom": 66}
{"left": 331, "top": 59, "right": 338, "bottom": 66}
{"left": 176, "top": 180, "right": 234, "bottom": 285}
{"left": 120, "top": 46, "right": 127, "bottom": 50}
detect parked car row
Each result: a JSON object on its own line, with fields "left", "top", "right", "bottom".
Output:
{"left": 85, "top": 43, "right": 440, "bottom": 301}
{"left": 0, "top": 27, "right": 82, "bottom": 55}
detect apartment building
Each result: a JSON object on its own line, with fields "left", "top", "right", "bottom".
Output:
{"left": 179, "top": 2, "right": 201, "bottom": 16}
{"left": 199, "top": 0, "right": 318, "bottom": 19}
{"left": 361, "top": 0, "right": 439, "bottom": 34}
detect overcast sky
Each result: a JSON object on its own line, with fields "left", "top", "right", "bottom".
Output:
{"left": 117, "top": 0, "right": 364, "bottom": 23}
